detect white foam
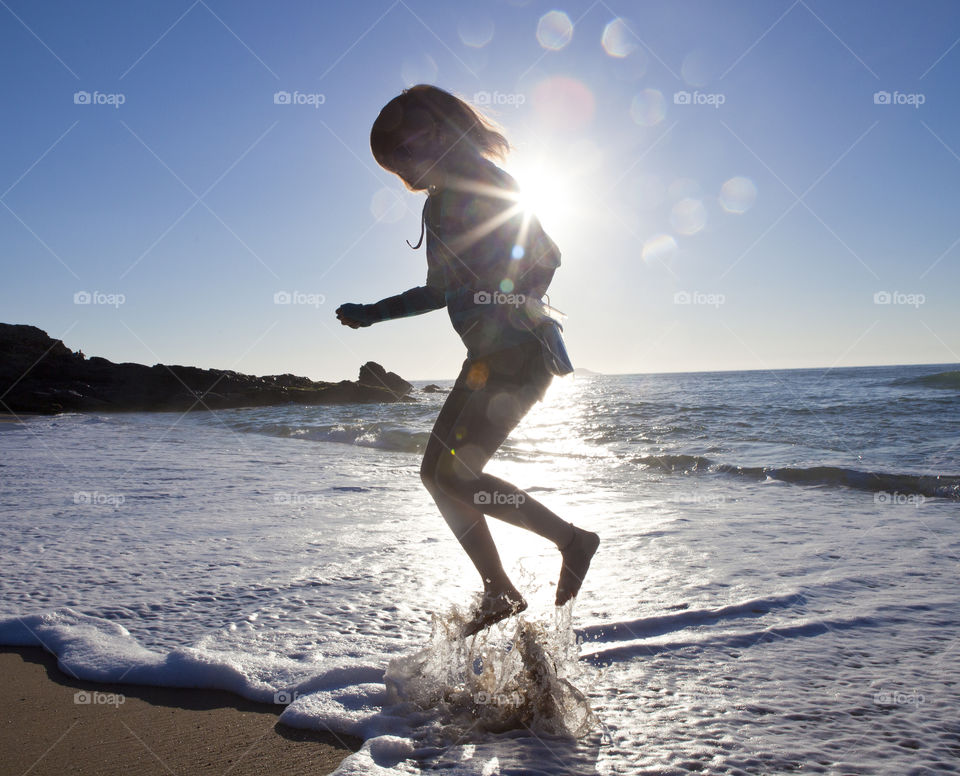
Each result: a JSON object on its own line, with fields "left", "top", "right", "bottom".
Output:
{"left": 0, "top": 608, "right": 382, "bottom": 705}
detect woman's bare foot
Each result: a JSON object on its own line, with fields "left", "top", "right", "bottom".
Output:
{"left": 556, "top": 527, "right": 600, "bottom": 606}
{"left": 462, "top": 588, "right": 528, "bottom": 637}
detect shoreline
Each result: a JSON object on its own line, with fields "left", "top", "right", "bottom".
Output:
{"left": 0, "top": 646, "right": 359, "bottom": 775}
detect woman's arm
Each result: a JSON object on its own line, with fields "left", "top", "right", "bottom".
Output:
{"left": 336, "top": 283, "right": 445, "bottom": 328}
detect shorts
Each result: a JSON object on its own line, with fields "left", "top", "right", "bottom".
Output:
{"left": 451, "top": 338, "right": 553, "bottom": 403}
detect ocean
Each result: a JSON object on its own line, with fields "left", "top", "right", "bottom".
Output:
{"left": 1, "top": 363, "right": 958, "bottom": 775}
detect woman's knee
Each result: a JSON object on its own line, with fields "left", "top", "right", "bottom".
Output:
{"left": 432, "top": 443, "right": 487, "bottom": 498}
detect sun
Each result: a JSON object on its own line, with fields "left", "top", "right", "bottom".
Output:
{"left": 505, "top": 156, "right": 573, "bottom": 231}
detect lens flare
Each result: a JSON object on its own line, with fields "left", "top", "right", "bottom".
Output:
{"left": 537, "top": 10, "right": 574, "bottom": 51}
{"left": 602, "top": 18, "right": 637, "bottom": 58}
{"left": 670, "top": 198, "right": 707, "bottom": 235}
{"left": 642, "top": 233, "right": 678, "bottom": 264}
{"left": 458, "top": 14, "right": 495, "bottom": 48}
{"left": 629, "top": 89, "right": 665, "bottom": 126}
{"left": 719, "top": 177, "right": 757, "bottom": 214}
{"left": 532, "top": 76, "right": 595, "bottom": 131}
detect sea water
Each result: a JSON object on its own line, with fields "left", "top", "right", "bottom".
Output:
{"left": 1, "top": 364, "right": 958, "bottom": 774}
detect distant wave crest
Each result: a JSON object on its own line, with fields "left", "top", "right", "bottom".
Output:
{"left": 890, "top": 370, "right": 960, "bottom": 390}
{"left": 632, "top": 455, "right": 960, "bottom": 499}
{"left": 233, "top": 421, "right": 429, "bottom": 454}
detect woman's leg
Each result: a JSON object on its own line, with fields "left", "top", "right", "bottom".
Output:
{"left": 429, "top": 381, "right": 600, "bottom": 607}
{"left": 430, "top": 384, "right": 574, "bottom": 547}
{"left": 421, "top": 383, "right": 516, "bottom": 594}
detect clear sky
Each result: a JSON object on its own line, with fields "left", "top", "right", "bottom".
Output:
{"left": 2, "top": 1, "right": 958, "bottom": 380}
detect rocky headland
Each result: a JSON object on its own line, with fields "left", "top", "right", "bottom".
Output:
{"left": 0, "top": 323, "right": 417, "bottom": 414}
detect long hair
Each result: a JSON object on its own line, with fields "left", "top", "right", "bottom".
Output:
{"left": 370, "top": 85, "right": 509, "bottom": 179}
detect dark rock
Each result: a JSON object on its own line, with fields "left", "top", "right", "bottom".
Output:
{"left": 422, "top": 384, "right": 447, "bottom": 393}
{"left": 0, "top": 322, "right": 415, "bottom": 414}
{"left": 358, "top": 361, "right": 413, "bottom": 398}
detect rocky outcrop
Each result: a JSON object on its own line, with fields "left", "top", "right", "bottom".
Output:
{"left": 0, "top": 323, "right": 415, "bottom": 414}
{"left": 358, "top": 361, "right": 413, "bottom": 397}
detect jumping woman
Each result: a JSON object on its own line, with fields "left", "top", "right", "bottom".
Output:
{"left": 336, "top": 85, "right": 599, "bottom": 636}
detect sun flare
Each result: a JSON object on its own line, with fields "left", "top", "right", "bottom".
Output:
{"left": 506, "top": 157, "right": 574, "bottom": 231}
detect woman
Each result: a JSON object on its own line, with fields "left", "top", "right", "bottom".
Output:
{"left": 336, "top": 85, "right": 599, "bottom": 636}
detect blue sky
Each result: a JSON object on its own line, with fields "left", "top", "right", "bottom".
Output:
{"left": 2, "top": 0, "right": 958, "bottom": 380}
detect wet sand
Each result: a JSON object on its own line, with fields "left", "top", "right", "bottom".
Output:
{"left": 0, "top": 646, "right": 360, "bottom": 775}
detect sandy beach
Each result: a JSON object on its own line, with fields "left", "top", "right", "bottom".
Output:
{"left": 0, "top": 647, "right": 358, "bottom": 775}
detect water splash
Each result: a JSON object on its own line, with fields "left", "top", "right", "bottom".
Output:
{"left": 384, "top": 601, "right": 596, "bottom": 744}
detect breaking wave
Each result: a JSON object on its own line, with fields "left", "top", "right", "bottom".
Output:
{"left": 632, "top": 455, "right": 960, "bottom": 499}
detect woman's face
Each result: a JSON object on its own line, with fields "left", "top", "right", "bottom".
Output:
{"left": 390, "top": 125, "right": 443, "bottom": 190}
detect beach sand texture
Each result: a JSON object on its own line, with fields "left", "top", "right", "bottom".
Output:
{"left": 0, "top": 647, "right": 358, "bottom": 775}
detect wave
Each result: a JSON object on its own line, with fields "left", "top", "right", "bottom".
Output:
{"left": 0, "top": 607, "right": 382, "bottom": 701}
{"left": 577, "top": 592, "right": 805, "bottom": 645}
{"left": 632, "top": 455, "right": 960, "bottom": 499}
{"left": 581, "top": 614, "right": 883, "bottom": 665}
{"left": 229, "top": 421, "right": 429, "bottom": 454}
{"left": 0, "top": 605, "right": 598, "bottom": 773}
{"left": 890, "top": 370, "right": 960, "bottom": 390}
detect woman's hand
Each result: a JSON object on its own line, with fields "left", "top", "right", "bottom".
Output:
{"left": 336, "top": 303, "right": 371, "bottom": 328}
